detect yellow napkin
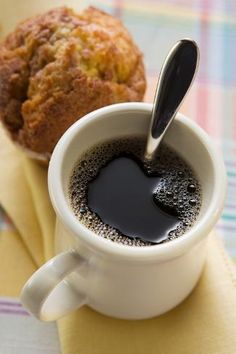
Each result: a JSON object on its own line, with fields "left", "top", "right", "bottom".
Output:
{"left": 0, "top": 127, "right": 236, "bottom": 354}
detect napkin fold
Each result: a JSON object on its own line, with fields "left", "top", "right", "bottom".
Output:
{"left": 0, "top": 127, "right": 236, "bottom": 354}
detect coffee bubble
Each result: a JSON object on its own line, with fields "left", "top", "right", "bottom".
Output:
{"left": 69, "top": 136, "right": 201, "bottom": 246}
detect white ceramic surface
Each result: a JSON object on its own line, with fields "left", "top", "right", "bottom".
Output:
{"left": 21, "top": 103, "right": 226, "bottom": 321}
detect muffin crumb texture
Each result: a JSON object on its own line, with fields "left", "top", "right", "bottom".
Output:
{"left": 0, "top": 7, "right": 146, "bottom": 154}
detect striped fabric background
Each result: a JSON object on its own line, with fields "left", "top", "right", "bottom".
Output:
{"left": 0, "top": 0, "right": 236, "bottom": 261}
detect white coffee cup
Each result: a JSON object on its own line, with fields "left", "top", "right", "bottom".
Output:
{"left": 21, "top": 102, "right": 226, "bottom": 321}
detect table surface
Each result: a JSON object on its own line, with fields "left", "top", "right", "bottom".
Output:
{"left": 1, "top": 0, "right": 236, "bottom": 262}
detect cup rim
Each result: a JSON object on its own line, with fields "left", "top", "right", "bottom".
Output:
{"left": 48, "top": 102, "right": 226, "bottom": 263}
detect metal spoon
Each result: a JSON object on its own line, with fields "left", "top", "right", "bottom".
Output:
{"left": 145, "top": 39, "right": 199, "bottom": 161}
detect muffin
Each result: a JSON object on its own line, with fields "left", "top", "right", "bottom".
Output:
{"left": 0, "top": 6, "right": 146, "bottom": 158}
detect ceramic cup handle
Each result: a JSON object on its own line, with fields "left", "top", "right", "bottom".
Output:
{"left": 20, "top": 251, "right": 87, "bottom": 321}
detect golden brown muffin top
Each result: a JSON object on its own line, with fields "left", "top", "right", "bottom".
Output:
{"left": 0, "top": 7, "right": 146, "bottom": 155}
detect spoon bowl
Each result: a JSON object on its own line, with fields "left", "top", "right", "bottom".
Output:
{"left": 145, "top": 39, "right": 200, "bottom": 161}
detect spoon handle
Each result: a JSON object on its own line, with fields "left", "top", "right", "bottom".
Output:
{"left": 145, "top": 39, "right": 199, "bottom": 160}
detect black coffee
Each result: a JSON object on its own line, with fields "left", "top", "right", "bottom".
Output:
{"left": 69, "top": 136, "right": 201, "bottom": 246}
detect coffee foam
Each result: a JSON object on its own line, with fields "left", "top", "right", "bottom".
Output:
{"left": 69, "top": 136, "right": 201, "bottom": 246}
